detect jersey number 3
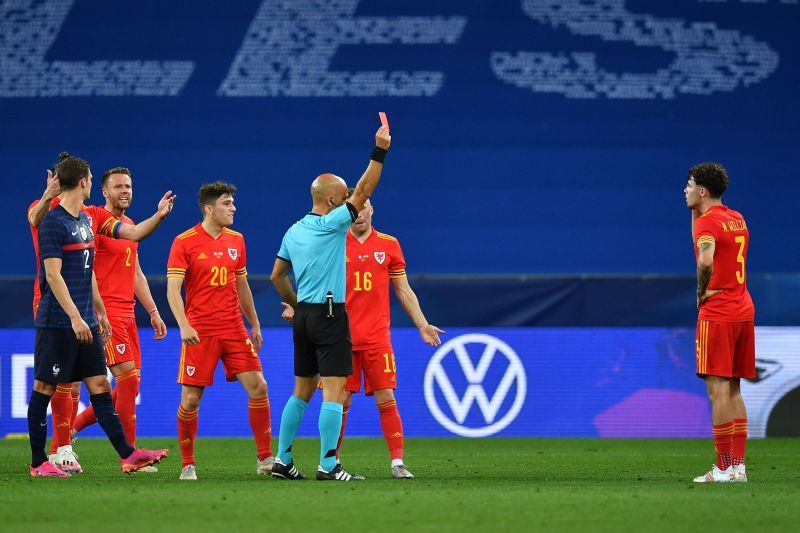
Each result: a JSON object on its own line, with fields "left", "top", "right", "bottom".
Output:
{"left": 734, "top": 236, "right": 746, "bottom": 284}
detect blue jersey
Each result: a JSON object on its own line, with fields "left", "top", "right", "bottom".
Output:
{"left": 35, "top": 205, "right": 98, "bottom": 329}
{"left": 277, "top": 204, "right": 357, "bottom": 304}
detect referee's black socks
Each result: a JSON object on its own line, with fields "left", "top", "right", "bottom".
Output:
{"left": 27, "top": 390, "right": 51, "bottom": 468}
{"left": 90, "top": 392, "right": 135, "bottom": 459}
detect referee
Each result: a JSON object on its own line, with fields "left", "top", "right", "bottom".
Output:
{"left": 270, "top": 124, "right": 391, "bottom": 481}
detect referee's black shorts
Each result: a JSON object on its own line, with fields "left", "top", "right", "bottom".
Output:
{"left": 293, "top": 302, "right": 353, "bottom": 377}
{"left": 34, "top": 327, "right": 107, "bottom": 383}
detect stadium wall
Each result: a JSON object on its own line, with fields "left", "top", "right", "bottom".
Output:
{"left": 2, "top": 327, "right": 798, "bottom": 439}
{"left": 2, "top": 0, "right": 799, "bottom": 276}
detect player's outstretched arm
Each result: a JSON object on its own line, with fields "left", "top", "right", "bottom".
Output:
{"left": 166, "top": 277, "right": 199, "bottom": 345}
{"left": 27, "top": 170, "right": 61, "bottom": 227}
{"left": 117, "top": 191, "right": 177, "bottom": 242}
{"left": 236, "top": 276, "right": 262, "bottom": 351}
{"left": 348, "top": 126, "right": 391, "bottom": 212}
{"left": 43, "top": 257, "right": 92, "bottom": 344}
{"left": 134, "top": 257, "right": 166, "bottom": 339}
{"left": 391, "top": 276, "right": 444, "bottom": 346}
{"left": 92, "top": 271, "right": 112, "bottom": 343}
{"left": 270, "top": 258, "right": 298, "bottom": 316}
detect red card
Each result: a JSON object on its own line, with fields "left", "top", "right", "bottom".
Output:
{"left": 378, "top": 111, "right": 389, "bottom": 131}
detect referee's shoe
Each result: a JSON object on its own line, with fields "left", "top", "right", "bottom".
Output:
{"left": 272, "top": 458, "right": 305, "bottom": 480}
{"left": 316, "top": 463, "right": 365, "bottom": 481}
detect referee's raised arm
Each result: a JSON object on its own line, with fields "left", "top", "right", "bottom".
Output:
{"left": 348, "top": 126, "right": 391, "bottom": 211}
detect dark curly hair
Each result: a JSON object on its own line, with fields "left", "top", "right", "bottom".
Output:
{"left": 688, "top": 162, "right": 728, "bottom": 198}
{"left": 55, "top": 151, "right": 90, "bottom": 191}
{"left": 198, "top": 181, "right": 237, "bottom": 212}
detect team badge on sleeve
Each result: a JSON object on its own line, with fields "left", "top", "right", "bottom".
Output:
{"left": 374, "top": 251, "right": 386, "bottom": 264}
{"left": 228, "top": 248, "right": 238, "bottom": 261}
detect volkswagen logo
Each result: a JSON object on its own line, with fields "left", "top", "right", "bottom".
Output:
{"left": 424, "top": 333, "right": 526, "bottom": 437}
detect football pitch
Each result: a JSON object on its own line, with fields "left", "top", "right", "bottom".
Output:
{"left": 1, "top": 437, "right": 798, "bottom": 532}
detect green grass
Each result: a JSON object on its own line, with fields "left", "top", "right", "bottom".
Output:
{"left": 1, "top": 438, "right": 799, "bottom": 532}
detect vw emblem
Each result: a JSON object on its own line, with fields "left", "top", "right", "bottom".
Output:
{"left": 424, "top": 333, "right": 526, "bottom": 437}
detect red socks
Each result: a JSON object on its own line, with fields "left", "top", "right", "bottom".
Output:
{"left": 248, "top": 397, "right": 273, "bottom": 460}
{"left": 712, "top": 421, "right": 734, "bottom": 469}
{"left": 177, "top": 406, "right": 199, "bottom": 467}
{"left": 732, "top": 418, "right": 748, "bottom": 465}
{"left": 335, "top": 402, "right": 351, "bottom": 460}
{"left": 377, "top": 399, "right": 404, "bottom": 461}
{"left": 114, "top": 368, "right": 140, "bottom": 447}
{"left": 49, "top": 385, "right": 73, "bottom": 454}
{"left": 71, "top": 390, "right": 80, "bottom": 425}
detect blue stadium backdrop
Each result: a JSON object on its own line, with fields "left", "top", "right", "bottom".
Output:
{"left": 1, "top": 327, "right": 799, "bottom": 438}
{"left": 1, "top": 1, "right": 799, "bottom": 438}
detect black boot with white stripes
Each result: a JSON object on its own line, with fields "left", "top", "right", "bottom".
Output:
{"left": 316, "top": 464, "right": 365, "bottom": 481}
{"left": 271, "top": 458, "right": 305, "bottom": 480}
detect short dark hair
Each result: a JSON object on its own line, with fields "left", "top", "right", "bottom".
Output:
{"left": 198, "top": 181, "right": 237, "bottom": 212}
{"left": 54, "top": 151, "right": 90, "bottom": 191}
{"left": 689, "top": 162, "right": 728, "bottom": 198}
{"left": 101, "top": 167, "right": 131, "bottom": 187}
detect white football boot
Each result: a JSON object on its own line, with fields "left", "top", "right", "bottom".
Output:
{"left": 179, "top": 464, "right": 197, "bottom": 480}
{"left": 731, "top": 464, "right": 747, "bottom": 483}
{"left": 52, "top": 445, "right": 82, "bottom": 474}
{"left": 256, "top": 456, "right": 275, "bottom": 475}
{"left": 693, "top": 464, "right": 733, "bottom": 483}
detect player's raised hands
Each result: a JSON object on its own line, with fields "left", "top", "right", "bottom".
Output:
{"left": 151, "top": 312, "right": 167, "bottom": 340}
{"left": 419, "top": 324, "right": 445, "bottom": 346}
{"left": 180, "top": 323, "right": 200, "bottom": 345}
{"left": 157, "top": 190, "right": 177, "bottom": 219}
{"left": 44, "top": 170, "right": 61, "bottom": 200}
{"left": 375, "top": 126, "right": 391, "bottom": 151}
{"left": 71, "top": 316, "right": 93, "bottom": 344}
{"left": 280, "top": 302, "right": 294, "bottom": 323}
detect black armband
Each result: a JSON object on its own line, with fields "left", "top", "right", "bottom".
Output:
{"left": 345, "top": 201, "right": 358, "bottom": 222}
{"left": 371, "top": 146, "right": 388, "bottom": 164}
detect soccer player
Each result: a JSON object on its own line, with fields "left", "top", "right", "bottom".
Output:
{"left": 269, "top": 123, "right": 391, "bottom": 481}
{"left": 684, "top": 163, "right": 754, "bottom": 483}
{"left": 166, "top": 181, "right": 273, "bottom": 481}
{"left": 27, "top": 168, "right": 82, "bottom": 470}
{"left": 29, "top": 153, "right": 168, "bottom": 477}
{"left": 28, "top": 155, "right": 175, "bottom": 473}
{"left": 71, "top": 167, "right": 168, "bottom": 471}
{"left": 331, "top": 194, "right": 443, "bottom": 478}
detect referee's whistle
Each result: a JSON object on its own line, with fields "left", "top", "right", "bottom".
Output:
{"left": 326, "top": 291, "right": 334, "bottom": 319}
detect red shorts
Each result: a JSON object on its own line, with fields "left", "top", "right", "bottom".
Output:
{"left": 696, "top": 320, "right": 755, "bottom": 378}
{"left": 103, "top": 316, "right": 141, "bottom": 369}
{"left": 346, "top": 346, "right": 397, "bottom": 396}
{"left": 177, "top": 331, "right": 262, "bottom": 387}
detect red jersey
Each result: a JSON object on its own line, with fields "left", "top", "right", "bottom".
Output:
{"left": 89, "top": 206, "right": 138, "bottom": 318}
{"left": 29, "top": 197, "right": 129, "bottom": 318}
{"left": 167, "top": 224, "right": 249, "bottom": 336}
{"left": 694, "top": 205, "right": 755, "bottom": 322}
{"left": 29, "top": 197, "right": 60, "bottom": 317}
{"left": 345, "top": 229, "right": 406, "bottom": 350}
